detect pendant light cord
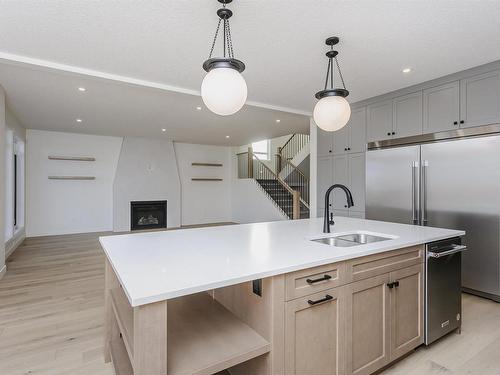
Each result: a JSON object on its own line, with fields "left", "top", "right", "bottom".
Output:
{"left": 322, "top": 47, "right": 347, "bottom": 91}
{"left": 208, "top": 18, "right": 222, "bottom": 59}
{"left": 335, "top": 57, "right": 347, "bottom": 90}
{"left": 208, "top": 1, "right": 235, "bottom": 60}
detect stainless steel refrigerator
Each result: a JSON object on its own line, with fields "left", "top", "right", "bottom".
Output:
{"left": 366, "top": 134, "right": 500, "bottom": 301}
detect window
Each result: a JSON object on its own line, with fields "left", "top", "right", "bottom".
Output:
{"left": 252, "top": 140, "right": 270, "bottom": 160}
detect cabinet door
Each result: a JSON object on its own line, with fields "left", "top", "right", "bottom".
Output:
{"left": 332, "top": 124, "right": 349, "bottom": 156}
{"left": 317, "top": 156, "right": 333, "bottom": 210}
{"left": 460, "top": 70, "right": 500, "bottom": 128}
{"left": 367, "top": 100, "right": 393, "bottom": 142}
{"left": 318, "top": 127, "right": 334, "bottom": 156}
{"left": 345, "top": 274, "right": 391, "bottom": 375}
{"left": 389, "top": 264, "right": 424, "bottom": 360}
{"left": 348, "top": 153, "right": 366, "bottom": 213}
{"left": 423, "top": 81, "right": 460, "bottom": 134}
{"left": 348, "top": 107, "right": 367, "bottom": 153}
{"left": 285, "top": 288, "right": 346, "bottom": 375}
{"left": 332, "top": 155, "right": 349, "bottom": 210}
{"left": 333, "top": 209, "right": 349, "bottom": 218}
{"left": 393, "top": 91, "right": 423, "bottom": 138}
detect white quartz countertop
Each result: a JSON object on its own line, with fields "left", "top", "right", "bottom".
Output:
{"left": 99, "top": 217, "right": 464, "bottom": 307}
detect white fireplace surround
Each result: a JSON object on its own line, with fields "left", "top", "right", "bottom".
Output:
{"left": 113, "top": 137, "right": 181, "bottom": 232}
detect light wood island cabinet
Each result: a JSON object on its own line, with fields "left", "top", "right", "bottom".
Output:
{"left": 105, "top": 245, "right": 424, "bottom": 375}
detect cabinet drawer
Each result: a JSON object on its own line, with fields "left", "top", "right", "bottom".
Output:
{"left": 346, "top": 245, "right": 424, "bottom": 282}
{"left": 286, "top": 262, "right": 346, "bottom": 301}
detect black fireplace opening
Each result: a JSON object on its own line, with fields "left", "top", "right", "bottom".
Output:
{"left": 130, "top": 201, "right": 167, "bottom": 231}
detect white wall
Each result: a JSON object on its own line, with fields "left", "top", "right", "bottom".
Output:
{"left": 231, "top": 179, "right": 288, "bottom": 223}
{"left": 26, "top": 130, "right": 122, "bottom": 237}
{"left": 113, "top": 137, "right": 181, "bottom": 232}
{"left": 0, "top": 86, "right": 6, "bottom": 274}
{"left": 174, "top": 142, "right": 232, "bottom": 226}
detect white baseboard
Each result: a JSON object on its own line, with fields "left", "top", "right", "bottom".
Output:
{"left": 5, "top": 229, "right": 26, "bottom": 260}
{"left": 0, "top": 265, "right": 6, "bottom": 281}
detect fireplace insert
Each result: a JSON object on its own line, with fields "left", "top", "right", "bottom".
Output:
{"left": 130, "top": 201, "right": 167, "bottom": 231}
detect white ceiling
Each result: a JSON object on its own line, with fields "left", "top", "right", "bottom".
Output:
{"left": 1, "top": 0, "right": 500, "bottom": 144}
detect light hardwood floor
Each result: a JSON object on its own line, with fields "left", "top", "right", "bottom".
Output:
{"left": 0, "top": 232, "right": 499, "bottom": 375}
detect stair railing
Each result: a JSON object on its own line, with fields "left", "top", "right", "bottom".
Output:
{"left": 278, "top": 156, "right": 310, "bottom": 209}
{"left": 237, "top": 148, "right": 301, "bottom": 219}
{"left": 277, "top": 133, "right": 310, "bottom": 170}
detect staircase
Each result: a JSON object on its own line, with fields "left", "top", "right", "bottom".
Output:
{"left": 255, "top": 179, "right": 309, "bottom": 219}
{"left": 237, "top": 133, "right": 310, "bottom": 220}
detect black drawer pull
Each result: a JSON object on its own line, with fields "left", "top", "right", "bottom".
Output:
{"left": 306, "top": 274, "right": 332, "bottom": 284}
{"left": 387, "top": 281, "right": 400, "bottom": 289}
{"left": 308, "top": 294, "right": 333, "bottom": 305}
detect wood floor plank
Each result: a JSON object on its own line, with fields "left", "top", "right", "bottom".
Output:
{"left": 0, "top": 232, "right": 499, "bottom": 375}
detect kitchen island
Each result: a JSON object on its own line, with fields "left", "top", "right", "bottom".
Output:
{"left": 100, "top": 217, "right": 464, "bottom": 375}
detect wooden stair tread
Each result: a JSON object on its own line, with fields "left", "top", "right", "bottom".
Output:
{"left": 109, "top": 338, "right": 133, "bottom": 375}
{"left": 167, "top": 292, "right": 270, "bottom": 375}
{"left": 110, "top": 287, "right": 134, "bottom": 357}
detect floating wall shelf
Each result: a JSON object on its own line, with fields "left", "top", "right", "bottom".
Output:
{"left": 191, "top": 162, "right": 223, "bottom": 167}
{"left": 48, "top": 176, "right": 96, "bottom": 180}
{"left": 191, "top": 178, "right": 223, "bottom": 181}
{"left": 48, "top": 156, "right": 96, "bottom": 161}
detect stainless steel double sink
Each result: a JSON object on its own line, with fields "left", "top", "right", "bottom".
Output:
{"left": 311, "top": 232, "right": 393, "bottom": 247}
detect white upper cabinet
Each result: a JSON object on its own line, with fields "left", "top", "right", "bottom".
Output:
{"left": 349, "top": 107, "right": 367, "bottom": 153}
{"left": 332, "top": 123, "right": 349, "bottom": 155}
{"left": 392, "top": 91, "right": 423, "bottom": 138}
{"left": 332, "top": 155, "right": 349, "bottom": 210}
{"left": 317, "top": 127, "right": 333, "bottom": 156}
{"left": 423, "top": 81, "right": 460, "bottom": 133}
{"left": 318, "top": 106, "right": 367, "bottom": 156}
{"left": 367, "top": 100, "right": 393, "bottom": 142}
{"left": 317, "top": 156, "right": 333, "bottom": 210}
{"left": 460, "top": 70, "right": 500, "bottom": 128}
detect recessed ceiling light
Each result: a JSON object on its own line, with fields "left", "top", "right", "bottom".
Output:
{"left": 402, "top": 68, "right": 412, "bottom": 74}
{"left": 78, "top": 87, "right": 86, "bottom": 92}
{"left": 161, "top": 128, "right": 166, "bottom": 132}
{"left": 225, "top": 135, "right": 230, "bottom": 139}
{"left": 76, "top": 118, "right": 82, "bottom": 123}
{"left": 276, "top": 119, "right": 281, "bottom": 123}
{"left": 196, "top": 106, "right": 202, "bottom": 111}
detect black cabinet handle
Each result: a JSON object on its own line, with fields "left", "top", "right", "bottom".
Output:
{"left": 387, "top": 281, "right": 400, "bottom": 289}
{"left": 453, "top": 121, "right": 458, "bottom": 125}
{"left": 347, "top": 147, "right": 351, "bottom": 150}
{"left": 306, "top": 274, "right": 332, "bottom": 284}
{"left": 308, "top": 294, "right": 333, "bottom": 306}
{"left": 344, "top": 205, "right": 348, "bottom": 208}
{"left": 344, "top": 148, "right": 347, "bottom": 151}
{"left": 329, "top": 150, "right": 332, "bottom": 153}
{"left": 387, "top": 132, "right": 391, "bottom": 136}
{"left": 392, "top": 131, "right": 396, "bottom": 135}
{"left": 460, "top": 120, "right": 465, "bottom": 124}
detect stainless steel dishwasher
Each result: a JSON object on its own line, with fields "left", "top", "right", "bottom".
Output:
{"left": 425, "top": 237, "right": 467, "bottom": 345}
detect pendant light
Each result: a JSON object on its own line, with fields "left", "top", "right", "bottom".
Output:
{"left": 201, "top": 0, "right": 247, "bottom": 116}
{"left": 313, "top": 37, "right": 351, "bottom": 132}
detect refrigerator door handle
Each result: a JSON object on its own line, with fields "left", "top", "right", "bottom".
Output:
{"left": 412, "top": 161, "right": 419, "bottom": 225}
{"left": 422, "top": 160, "right": 428, "bottom": 226}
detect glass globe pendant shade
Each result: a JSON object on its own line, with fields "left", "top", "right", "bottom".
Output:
{"left": 201, "top": 67, "right": 248, "bottom": 116}
{"left": 313, "top": 95, "right": 351, "bottom": 132}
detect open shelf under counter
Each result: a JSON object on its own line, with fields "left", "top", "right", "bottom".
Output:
{"left": 108, "top": 286, "right": 270, "bottom": 375}
{"left": 167, "top": 292, "right": 270, "bottom": 375}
